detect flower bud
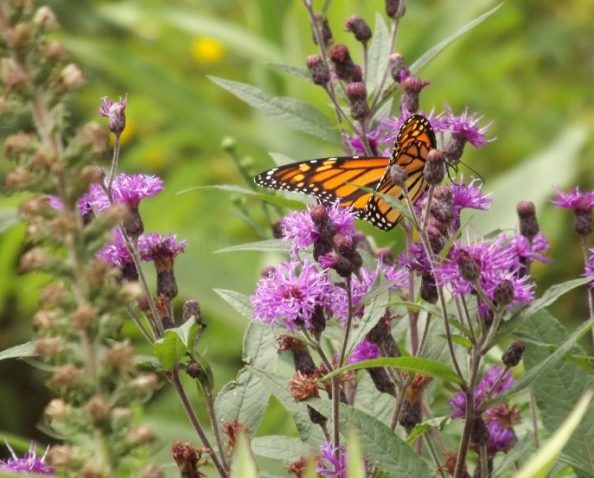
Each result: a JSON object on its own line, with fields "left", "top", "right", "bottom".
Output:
{"left": 81, "top": 463, "right": 108, "bottom": 478}
{"left": 44, "top": 398, "right": 69, "bottom": 422}
{"left": 33, "top": 6, "right": 58, "bottom": 29}
{"left": 48, "top": 445, "right": 78, "bottom": 469}
{"left": 79, "top": 121, "right": 109, "bottom": 152}
{"left": 420, "top": 273, "right": 438, "bottom": 303}
{"left": 457, "top": 250, "right": 480, "bottom": 282}
{"left": 8, "top": 23, "right": 32, "bottom": 49}
{"left": 127, "top": 426, "right": 156, "bottom": 446}
{"left": 346, "top": 82, "right": 369, "bottom": 121}
{"left": 574, "top": 199, "right": 593, "bottom": 236}
{"left": 345, "top": 16, "right": 372, "bottom": 44}
{"left": 70, "top": 303, "right": 97, "bottom": 330}
{"left": 516, "top": 201, "right": 539, "bottom": 239}
{"left": 19, "top": 196, "right": 50, "bottom": 217}
{"left": 289, "top": 371, "right": 319, "bottom": 402}
{"left": 5, "top": 168, "right": 33, "bottom": 190}
{"left": 59, "top": 63, "right": 85, "bottom": 91}
{"left": 35, "top": 336, "right": 64, "bottom": 358}
{"left": 32, "top": 309, "right": 59, "bottom": 330}
{"left": 306, "top": 54, "right": 330, "bottom": 86}
{"left": 386, "top": 0, "right": 404, "bottom": 18}
{"left": 130, "top": 373, "right": 160, "bottom": 395}
{"left": 493, "top": 279, "right": 514, "bottom": 307}
{"left": 87, "top": 395, "right": 111, "bottom": 422}
{"left": 368, "top": 367, "right": 396, "bottom": 395}
{"left": 98, "top": 96, "right": 127, "bottom": 134}
{"left": 171, "top": 441, "right": 200, "bottom": 476}
{"left": 502, "top": 341, "right": 525, "bottom": 367}
{"left": 328, "top": 44, "right": 357, "bottom": 82}
{"left": 105, "top": 342, "right": 135, "bottom": 370}
{"left": 423, "top": 149, "right": 445, "bottom": 185}
{"left": 399, "top": 400, "right": 421, "bottom": 432}
{"left": 1, "top": 58, "right": 27, "bottom": 90}
{"left": 470, "top": 416, "right": 489, "bottom": 446}
{"left": 182, "top": 299, "right": 203, "bottom": 326}
{"left": 400, "top": 75, "right": 430, "bottom": 113}
{"left": 50, "top": 364, "right": 83, "bottom": 390}
{"left": 390, "top": 164, "right": 408, "bottom": 186}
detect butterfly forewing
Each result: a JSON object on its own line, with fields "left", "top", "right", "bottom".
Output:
{"left": 253, "top": 114, "right": 436, "bottom": 230}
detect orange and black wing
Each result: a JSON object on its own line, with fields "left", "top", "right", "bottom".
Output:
{"left": 254, "top": 156, "right": 390, "bottom": 216}
{"left": 363, "top": 114, "right": 436, "bottom": 231}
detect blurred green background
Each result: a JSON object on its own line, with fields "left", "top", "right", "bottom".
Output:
{"left": 1, "top": 0, "right": 593, "bottom": 472}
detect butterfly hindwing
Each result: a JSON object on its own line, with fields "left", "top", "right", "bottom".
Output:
{"left": 254, "top": 156, "right": 390, "bottom": 216}
{"left": 363, "top": 115, "right": 436, "bottom": 230}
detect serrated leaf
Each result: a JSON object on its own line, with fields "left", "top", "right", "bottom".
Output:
{"left": 0, "top": 342, "right": 36, "bottom": 361}
{"left": 243, "top": 321, "right": 277, "bottom": 370}
{"left": 152, "top": 331, "right": 186, "bottom": 371}
{"left": 367, "top": 13, "right": 392, "bottom": 96}
{"left": 486, "top": 312, "right": 594, "bottom": 408}
{"left": 214, "top": 289, "right": 253, "bottom": 321}
{"left": 210, "top": 76, "right": 340, "bottom": 143}
{"left": 231, "top": 433, "right": 258, "bottom": 478}
{"left": 321, "top": 357, "right": 463, "bottom": 385}
{"left": 307, "top": 397, "right": 433, "bottom": 477}
{"left": 517, "top": 311, "right": 594, "bottom": 476}
{"left": 215, "top": 239, "right": 289, "bottom": 254}
{"left": 251, "top": 436, "right": 311, "bottom": 462}
{"left": 516, "top": 391, "right": 593, "bottom": 478}
{"left": 215, "top": 368, "right": 270, "bottom": 438}
{"left": 410, "top": 3, "right": 503, "bottom": 73}
{"left": 170, "top": 317, "right": 199, "bottom": 349}
{"left": 354, "top": 373, "right": 396, "bottom": 423}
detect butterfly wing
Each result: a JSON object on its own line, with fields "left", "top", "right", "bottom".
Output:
{"left": 254, "top": 156, "right": 390, "bottom": 216}
{"left": 363, "top": 115, "right": 437, "bottom": 231}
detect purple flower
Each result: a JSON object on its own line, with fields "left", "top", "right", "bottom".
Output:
{"left": 552, "top": 187, "right": 594, "bottom": 211}
{"left": 78, "top": 173, "right": 164, "bottom": 213}
{"left": 485, "top": 420, "right": 517, "bottom": 454}
{"left": 434, "top": 237, "right": 535, "bottom": 307}
{"left": 317, "top": 441, "right": 346, "bottom": 478}
{"left": 348, "top": 340, "right": 381, "bottom": 364}
{"left": 439, "top": 106, "right": 493, "bottom": 148}
{"left": 450, "top": 366, "right": 515, "bottom": 418}
{"left": 97, "top": 229, "right": 133, "bottom": 267}
{"left": 98, "top": 95, "right": 127, "bottom": 134}
{"left": 508, "top": 232, "right": 550, "bottom": 265}
{"left": 329, "top": 267, "right": 376, "bottom": 321}
{"left": 0, "top": 442, "right": 53, "bottom": 476}
{"left": 451, "top": 180, "right": 492, "bottom": 214}
{"left": 381, "top": 263, "right": 409, "bottom": 291}
{"left": 280, "top": 203, "right": 356, "bottom": 253}
{"left": 251, "top": 260, "right": 333, "bottom": 330}
{"left": 399, "top": 242, "right": 431, "bottom": 275}
{"left": 139, "top": 232, "right": 187, "bottom": 265}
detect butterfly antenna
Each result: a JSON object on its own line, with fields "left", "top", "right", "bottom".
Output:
{"left": 457, "top": 158, "right": 484, "bottom": 182}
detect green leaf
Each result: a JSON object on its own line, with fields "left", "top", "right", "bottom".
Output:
{"left": 0, "top": 342, "right": 36, "bottom": 361}
{"left": 267, "top": 62, "right": 310, "bottom": 80}
{"left": 367, "top": 13, "right": 391, "bottom": 96}
{"left": 406, "top": 416, "right": 449, "bottom": 445}
{"left": 176, "top": 184, "right": 306, "bottom": 209}
{"left": 516, "top": 391, "right": 593, "bottom": 478}
{"left": 472, "top": 124, "right": 589, "bottom": 235}
{"left": 170, "top": 317, "right": 199, "bottom": 349}
{"left": 344, "top": 278, "right": 390, "bottom": 358}
{"left": 346, "top": 429, "right": 366, "bottom": 478}
{"left": 321, "top": 356, "right": 463, "bottom": 385}
{"left": 410, "top": 3, "right": 503, "bottom": 73}
{"left": 307, "top": 397, "right": 433, "bottom": 477}
{"left": 214, "top": 289, "right": 253, "bottom": 321}
{"left": 251, "top": 436, "right": 311, "bottom": 462}
{"left": 517, "top": 311, "right": 594, "bottom": 476}
{"left": 486, "top": 311, "right": 594, "bottom": 407}
{"left": 231, "top": 433, "right": 258, "bottom": 478}
{"left": 152, "top": 331, "right": 186, "bottom": 371}
{"left": 354, "top": 373, "right": 396, "bottom": 424}
{"left": 0, "top": 208, "right": 19, "bottom": 233}
{"left": 493, "top": 436, "right": 534, "bottom": 478}
{"left": 497, "top": 277, "right": 592, "bottom": 341}
{"left": 215, "top": 368, "right": 271, "bottom": 439}
{"left": 243, "top": 321, "right": 278, "bottom": 370}
{"left": 210, "top": 76, "right": 340, "bottom": 144}
{"left": 215, "top": 239, "right": 289, "bottom": 254}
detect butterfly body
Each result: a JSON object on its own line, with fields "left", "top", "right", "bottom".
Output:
{"left": 254, "top": 114, "right": 436, "bottom": 231}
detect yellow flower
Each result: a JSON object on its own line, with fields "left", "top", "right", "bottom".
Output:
{"left": 191, "top": 37, "right": 225, "bottom": 64}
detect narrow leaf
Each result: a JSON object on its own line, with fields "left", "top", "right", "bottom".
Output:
{"left": 251, "top": 436, "right": 311, "bottom": 462}
{"left": 367, "top": 13, "right": 391, "bottom": 95}
{"left": 210, "top": 76, "right": 340, "bottom": 143}
{"left": 215, "top": 239, "right": 289, "bottom": 254}
{"left": 346, "top": 429, "right": 366, "bottom": 478}
{"left": 410, "top": 4, "right": 503, "bottom": 73}
{"left": 267, "top": 62, "right": 310, "bottom": 79}
{"left": 516, "top": 391, "right": 593, "bottom": 478}
{"left": 321, "top": 357, "right": 463, "bottom": 385}
{"left": 176, "top": 184, "right": 306, "bottom": 209}
{"left": 0, "top": 342, "right": 36, "bottom": 361}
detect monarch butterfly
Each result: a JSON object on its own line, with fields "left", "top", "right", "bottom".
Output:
{"left": 254, "top": 114, "right": 436, "bottom": 231}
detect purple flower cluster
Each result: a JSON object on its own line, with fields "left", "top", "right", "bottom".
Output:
{"left": 552, "top": 187, "right": 594, "bottom": 211}
{"left": 280, "top": 202, "right": 356, "bottom": 253}
{"left": 251, "top": 260, "right": 333, "bottom": 330}
{"left": 434, "top": 235, "right": 535, "bottom": 308}
{"left": 344, "top": 109, "right": 492, "bottom": 156}
{"left": 0, "top": 442, "right": 53, "bottom": 476}
{"left": 449, "top": 366, "right": 514, "bottom": 418}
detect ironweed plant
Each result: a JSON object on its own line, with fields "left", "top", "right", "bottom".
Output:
{"left": 2, "top": 0, "right": 594, "bottom": 477}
